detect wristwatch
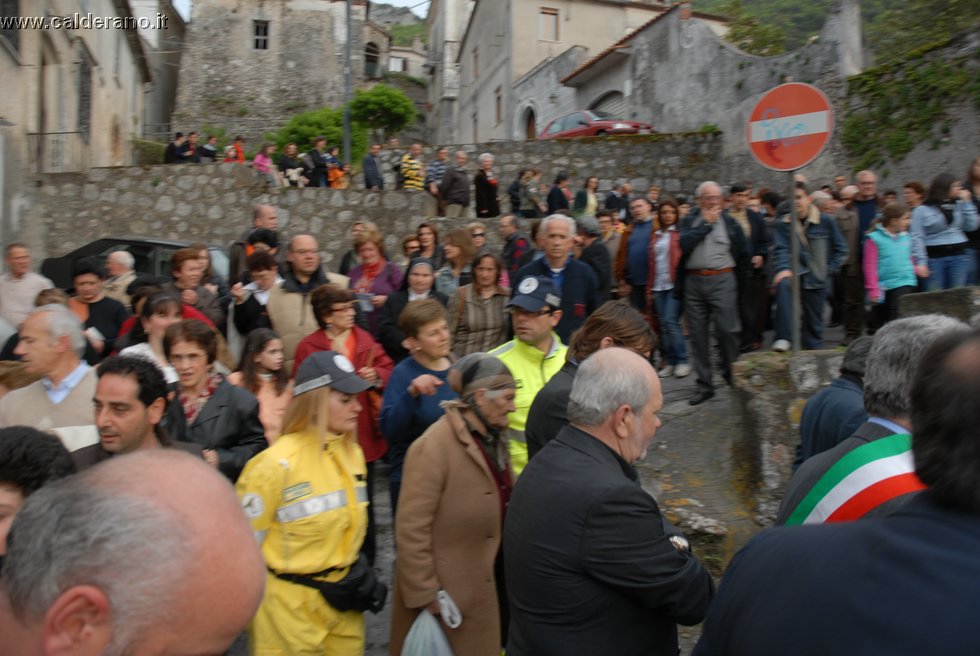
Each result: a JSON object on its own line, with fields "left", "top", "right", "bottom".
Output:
{"left": 669, "top": 535, "right": 691, "bottom": 554}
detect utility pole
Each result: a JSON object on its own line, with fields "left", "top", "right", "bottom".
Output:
{"left": 343, "top": 0, "right": 353, "bottom": 165}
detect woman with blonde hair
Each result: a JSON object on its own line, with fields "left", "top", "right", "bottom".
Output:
{"left": 237, "top": 351, "right": 386, "bottom": 655}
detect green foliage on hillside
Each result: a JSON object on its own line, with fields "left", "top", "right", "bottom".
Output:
{"left": 840, "top": 42, "right": 980, "bottom": 172}
{"left": 391, "top": 23, "right": 427, "bottom": 47}
{"left": 272, "top": 107, "right": 369, "bottom": 162}
{"left": 697, "top": 0, "right": 980, "bottom": 63}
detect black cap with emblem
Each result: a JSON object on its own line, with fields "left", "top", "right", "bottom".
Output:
{"left": 293, "top": 351, "right": 373, "bottom": 396}
{"left": 507, "top": 276, "right": 562, "bottom": 313}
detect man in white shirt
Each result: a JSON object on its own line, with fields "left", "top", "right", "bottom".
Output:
{"left": 0, "top": 304, "right": 98, "bottom": 450}
{"left": 0, "top": 243, "right": 54, "bottom": 328}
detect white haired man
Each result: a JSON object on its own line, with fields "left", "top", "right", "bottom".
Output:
{"left": 0, "top": 450, "right": 266, "bottom": 655}
{"left": 505, "top": 348, "right": 713, "bottom": 655}
{"left": 677, "top": 181, "right": 750, "bottom": 406}
{"left": 0, "top": 305, "right": 98, "bottom": 451}
{"left": 102, "top": 250, "right": 137, "bottom": 309}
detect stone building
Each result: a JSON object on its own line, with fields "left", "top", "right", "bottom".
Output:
{"left": 388, "top": 38, "right": 427, "bottom": 78}
{"left": 172, "top": 0, "right": 391, "bottom": 147}
{"left": 456, "top": 0, "right": 687, "bottom": 143}
{"left": 425, "top": 0, "right": 474, "bottom": 146}
{"left": 552, "top": 0, "right": 865, "bottom": 185}
{"left": 0, "top": 0, "right": 151, "bottom": 247}
{"left": 132, "top": 0, "right": 187, "bottom": 140}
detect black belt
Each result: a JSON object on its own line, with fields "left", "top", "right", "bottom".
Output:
{"left": 926, "top": 243, "right": 967, "bottom": 258}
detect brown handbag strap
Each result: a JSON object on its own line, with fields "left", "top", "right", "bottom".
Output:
{"left": 454, "top": 285, "right": 468, "bottom": 333}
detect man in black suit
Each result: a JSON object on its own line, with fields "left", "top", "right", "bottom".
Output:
{"left": 505, "top": 347, "right": 713, "bottom": 656}
{"left": 694, "top": 327, "right": 980, "bottom": 656}
{"left": 575, "top": 215, "right": 612, "bottom": 300}
{"left": 727, "top": 182, "right": 769, "bottom": 352}
{"left": 362, "top": 143, "right": 384, "bottom": 190}
{"left": 604, "top": 181, "right": 632, "bottom": 222}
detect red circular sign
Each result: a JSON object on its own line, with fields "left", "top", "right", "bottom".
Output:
{"left": 746, "top": 83, "right": 834, "bottom": 172}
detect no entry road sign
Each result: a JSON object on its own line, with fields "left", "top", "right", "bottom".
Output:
{"left": 747, "top": 83, "right": 833, "bottom": 171}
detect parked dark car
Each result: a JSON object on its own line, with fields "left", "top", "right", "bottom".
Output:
{"left": 538, "top": 110, "right": 654, "bottom": 139}
{"left": 41, "top": 237, "right": 229, "bottom": 290}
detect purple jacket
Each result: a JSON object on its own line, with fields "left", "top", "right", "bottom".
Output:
{"left": 349, "top": 260, "right": 404, "bottom": 338}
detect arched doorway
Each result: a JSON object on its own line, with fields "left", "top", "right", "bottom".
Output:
{"left": 524, "top": 108, "right": 537, "bottom": 140}
{"left": 365, "top": 42, "right": 380, "bottom": 79}
{"left": 590, "top": 91, "right": 626, "bottom": 117}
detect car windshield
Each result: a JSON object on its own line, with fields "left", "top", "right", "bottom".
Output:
{"left": 587, "top": 110, "right": 625, "bottom": 121}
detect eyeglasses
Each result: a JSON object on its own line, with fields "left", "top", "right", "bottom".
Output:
{"left": 472, "top": 232, "right": 486, "bottom": 238}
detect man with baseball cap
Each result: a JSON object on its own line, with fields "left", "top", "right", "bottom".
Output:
{"left": 489, "top": 276, "right": 568, "bottom": 474}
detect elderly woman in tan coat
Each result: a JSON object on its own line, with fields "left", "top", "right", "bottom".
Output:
{"left": 389, "top": 354, "right": 516, "bottom": 655}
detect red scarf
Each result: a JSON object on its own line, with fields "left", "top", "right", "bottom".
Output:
{"left": 179, "top": 371, "right": 222, "bottom": 424}
{"left": 356, "top": 259, "right": 386, "bottom": 292}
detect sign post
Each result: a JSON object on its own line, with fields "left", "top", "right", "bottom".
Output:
{"left": 746, "top": 83, "right": 833, "bottom": 354}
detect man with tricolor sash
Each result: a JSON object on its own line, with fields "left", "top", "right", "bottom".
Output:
{"left": 694, "top": 325, "right": 980, "bottom": 655}
{"left": 777, "top": 314, "right": 969, "bottom": 525}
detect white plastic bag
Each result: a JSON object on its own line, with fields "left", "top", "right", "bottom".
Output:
{"left": 402, "top": 611, "right": 454, "bottom": 656}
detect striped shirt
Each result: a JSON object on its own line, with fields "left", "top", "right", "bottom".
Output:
{"left": 449, "top": 284, "right": 511, "bottom": 357}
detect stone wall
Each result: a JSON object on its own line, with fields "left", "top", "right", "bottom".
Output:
{"left": 28, "top": 133, "right": 722, "bottom": 264}
{"left": 899, "top": 287, "right": 980, "bottom": 324}
{"left": 732, "top": 351, "right": 843, "bottom": 523}
{"left": 624, "top": 6, "right": 851, "bottom": 189}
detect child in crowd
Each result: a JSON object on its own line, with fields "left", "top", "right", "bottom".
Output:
{"left": 228, "top": 328, "right": 293, "bottom": 443}
{"left": 864, "top": 202, "right": 917, "bottom": 329}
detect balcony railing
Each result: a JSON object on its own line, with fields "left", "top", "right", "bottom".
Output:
{"left": 26, "top": 131, "right": 89, "bottom": 173}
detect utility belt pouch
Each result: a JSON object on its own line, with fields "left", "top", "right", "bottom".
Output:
{"left": 272, "top": 555, "right": 387, "bottom": 614}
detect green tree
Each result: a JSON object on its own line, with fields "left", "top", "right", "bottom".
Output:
{"left": 718, "top": 0, "right": 786, "bottom": 56}
{"left": 348, "top": 84, "right": 416, "bottom": 140}
{"left": 272, "top": 107, "right": 368, "bottom": 163}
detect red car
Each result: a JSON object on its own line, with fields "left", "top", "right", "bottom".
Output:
{"left": 538, "top": 110, "right": 654, "bottom": 139}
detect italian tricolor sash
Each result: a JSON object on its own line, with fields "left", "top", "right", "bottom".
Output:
{"left": 785, "top": 433, "right": 926, "bottom": 525}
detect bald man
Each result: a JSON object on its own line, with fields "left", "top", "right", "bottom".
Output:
{"left": 505, "top": 348, "right": 713, "bottom": 656}
{"left": 0, "top": 450, "right": 266, "bottom": 655}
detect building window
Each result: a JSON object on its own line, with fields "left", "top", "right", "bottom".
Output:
{"left": 539, "top": 7, "right": 559, "bottom": 41}
{"left": 495, "top": 87, "right": 502, "bottom": 125}
{"left": 253, "top": 21, "right": 269, "bottom": 50}
{"left": 390, "top": 56, "right": 407, "bottom": 73}
{"left": 365, "top": 42, "right": 381, "bottom": 78}
{"left": 0, "top": 0, "right": 19, "bottom": 52}
{"left": 473, "top": 47, "right": 478, "bottom": 79}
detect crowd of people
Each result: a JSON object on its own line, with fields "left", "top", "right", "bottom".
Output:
{"left": 0, "top": 151, "right": 979, "bottom": 655}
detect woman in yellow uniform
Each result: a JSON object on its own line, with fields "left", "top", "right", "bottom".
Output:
{"left": 236, "top": 350, "right": 385, "bottom": 655}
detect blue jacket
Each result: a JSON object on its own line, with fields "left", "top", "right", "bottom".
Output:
{"left": 512, "top": 257, "right": 601, "bottom": 343}
{"left": 362, "top": 153, "right": 384, "bottom": 189}
{"left": 379, "top": 357, "right": 457, "bottom": 469}
{"left": 694, "top": 495, "right": 980, "bottom": 656}
{"left": 864, "top": 225, "right": 916, "bottom": 294}
{"left": 910, "top": 200, "right": 979, "bottom": 265}
{"left": 772, "top": 207, "right": 848, "bottom": 290}
{"left": 793, "top": 374, "right": 867, "bottom": 470}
